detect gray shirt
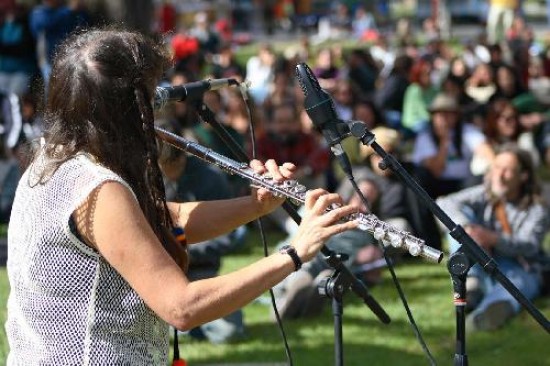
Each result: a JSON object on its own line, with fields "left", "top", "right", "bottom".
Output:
{"left": 437, "top": 185, "right": 549, "bottom": 261}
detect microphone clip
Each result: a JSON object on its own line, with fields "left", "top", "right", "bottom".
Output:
{"left": 316, "top": 118, "right": 352, "bottom": 147}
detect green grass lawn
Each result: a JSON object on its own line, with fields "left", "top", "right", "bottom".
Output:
{"left": 0, "top": 228, "right": 549, "bottom": 365}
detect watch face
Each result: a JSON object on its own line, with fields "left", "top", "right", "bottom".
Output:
{"left": 280, "top": 245, "right": 293, "bottom": 253}
{"left": 279, "top": 244, "right": 301, "bottom": 271}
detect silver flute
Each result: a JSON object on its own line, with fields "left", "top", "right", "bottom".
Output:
{"left": 155, "top": 126, "right": 443, "bottom": 263}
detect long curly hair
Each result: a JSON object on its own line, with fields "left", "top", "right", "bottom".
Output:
{"left": 487, "top": 143, "right": 541, "bottom": 210}
{"left": 35, "top": 28, "right": 188, "bottom": 270}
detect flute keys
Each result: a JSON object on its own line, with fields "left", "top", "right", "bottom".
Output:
{"left": 405, "top": 238, "right": 422, "bottom": 256}
{"left": 373, "top": 227, "right": 385, "bottom": 242}
{"left": 282, "top": 180, "right": 295, "bottom": 188}
{"left": 388, "top": 232, "right": 403, "bottom": 248}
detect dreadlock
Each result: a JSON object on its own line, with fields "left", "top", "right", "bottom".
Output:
{"left": 35, "top": 27, "right": 188, "bottom": 270}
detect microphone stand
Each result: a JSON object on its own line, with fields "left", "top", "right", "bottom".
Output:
{"left": 316, "top": 252, "right": 350, "bottom": 366}
{"left": 349, "top": 122, "right": 550, "bottom": 365}
{"left": 187, "top": 99, "right": 391, "bottom": 364}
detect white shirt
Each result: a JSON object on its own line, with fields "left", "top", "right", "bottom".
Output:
{"left": 6, "top": 153, "right": 169, "bottom": 365}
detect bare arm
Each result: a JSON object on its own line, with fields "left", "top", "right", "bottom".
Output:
{"left": 75, "top": 182, "right": 358, "bottom": 331}
{"left": 168, "top": 197, "right": 266, "bottom": 244}
{"left": 422, "top": 139, "right": 449, "bottom": 178}
{"left": 168, "top": 159, "right": 296, "bottom": 244}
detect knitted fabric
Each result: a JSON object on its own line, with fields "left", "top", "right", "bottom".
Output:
{"left": 6, "top": 152, "right": 169, "bottom": 365}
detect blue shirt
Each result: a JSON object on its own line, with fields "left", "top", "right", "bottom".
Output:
{"left": 30, "top": 5, "right": 88, "bottom": 62}
{"left": 0, "top": 16, "right": 37, "bottom": 74}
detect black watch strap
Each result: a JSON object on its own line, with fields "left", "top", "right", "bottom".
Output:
{"left": 279, "top": 244, "right": 302, "bottom": 271}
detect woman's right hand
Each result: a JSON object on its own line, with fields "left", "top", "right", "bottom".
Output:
{"left": 291, "top": 189, "right": 359, "bottom": 263}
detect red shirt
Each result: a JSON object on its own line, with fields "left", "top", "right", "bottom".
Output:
{"left": 255, "top": 132, "right": 330, "bottom": 175}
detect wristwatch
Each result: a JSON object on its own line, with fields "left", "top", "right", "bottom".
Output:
{"left": 279, "top": 244, "right": 302, "bottom": 271}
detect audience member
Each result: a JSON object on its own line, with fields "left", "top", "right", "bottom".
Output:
{"left": 346, "top": 126, "right": 443, "bottom": 250}
{"left": 189, "top": 11, "right": 220, "bottom": 57}
{"left": 487, "top": 0, "right": 518, "bottom": 44}
{"left": 527, "top": 55, "right": 550, "bottom": 106}
{"left": 351, "top": 5, "right": 377, "bottom": 40}
{"left": 193, "top": 90, "right": 247, "bottom": 196}
{"left": 313, "top": 47, "right": 340, "bottom": 91}
{"left": 471, "top": 98, "right": 538, "bottom": 178}
{"left": 273, "top": 177, "right": 384, "bottom": 320}
{"left": 170, "top": 29, "right": 201, "bottom": 75}
{"left": 0, "top": 92, "right": 24, "bottom": 222}
{"left": 328, "top": 2, "right": 352, "bottom": 37}
{"left": 440, "top": 75, "right": 479, "bottom": 125}
{"left": 245, "top": 43, "right": 275, "bottom": 104}
{"left": 30, "top": 0, "right": 89, "bottom": 91}
{"left": 262, "top": 67, "right": 295, "bottom": 120}
{"left": 512, "top": 93, "right": 550, "bottom": 166}
{"left": 375, "top": 54, "right": 413, "bottom": 129}
{"left": 332, "top": 79, "right": 355, "bottom": 121}
{"left": 256, "top": 102, "right": 329, "bottom": 190}
{"left": 155, "top": 0, "right": 176, "bottom": 35}
{"left": 0, "top": 2, "right": 37, "bottom": 96}
{"left": 345, "top": 48, "right": 378, "bottom": 98}
{"left": 438, "top": 145, "right": 549, "bottom": 331}
{"left": 333, "top": 98, "right": 386, "bottom": 182}
{"left": 211, "top": 44, "right": 245, "bottom": 80}
{"left": 490, "top": 64, "right": 526, "bottom": 101}
{"left": 340, "top": 127, "right": 411, "bottom": 232}
{"left": 412, "top": 93, "right": 485, "bottom": 198}
{"left": 448, "top": 56, "right": 472, "bottom": 84}
{"left": 487, "top": 44, "right": 507, "bottom": 74}
{"left": 402, "top": 59, "right": 438, "bottom": 134}
{"left": 369, "top": 35, "right": 396, "bottom": 78}
{"left": 157, "top": 119, "right": 246, "bottom": 343}
{"left": 193, "top": 90, "right": 244, "bottom": 157}
{"left": 224, "top": 87, "right": 262, "bottom": 138}
{"left": 465, "top": 63, "right": 497, "bottom": 104}
{"left": 166, "top": 70, "right": 199, "bottom": 130}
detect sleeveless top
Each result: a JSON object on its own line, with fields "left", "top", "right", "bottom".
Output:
{"left": 5, "top": 153, "right": 169, "bottom": 365}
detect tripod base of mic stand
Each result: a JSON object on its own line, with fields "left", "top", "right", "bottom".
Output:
{"left": 448, "top": 250, "right": 471, "bottom": 366}
{"left": 318, "top": 269, "right": 350, "bottom": 366}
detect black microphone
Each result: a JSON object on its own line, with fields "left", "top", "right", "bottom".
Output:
{"left": 154, "top": 78, "right": 239, "bottom": 109}
{"left": 295, "top": 63, "right": 354, "bottom": 179}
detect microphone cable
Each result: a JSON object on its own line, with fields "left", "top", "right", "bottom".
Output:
{"left": 160, "top": 78, "right": 297, "bottom": 365}
{"left": 345, "top": 160, "right": 437, "bottom": 366}
{"left": 239, "top": 84, "right": 296, "bottom": 366}
{"left": 238, "top": 82, "right": 436, "bottom": 366}
{"left": 295, "top": 61, "right": 436, "bottom": 365}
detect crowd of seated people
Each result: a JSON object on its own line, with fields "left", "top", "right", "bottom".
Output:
{"left": 156, "top": 9, "right": 550, "bottom": 332}
{"left": 1, "top": 1, "right": 550, "bottom": 336}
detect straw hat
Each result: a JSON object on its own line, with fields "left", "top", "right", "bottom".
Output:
{"left": 359, "top": 126, "right": 401, "bottom": 159}
{"left": 428, "top": 93, "right": 460, "bottom": 113}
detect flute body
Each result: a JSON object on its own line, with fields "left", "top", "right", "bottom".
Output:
{"left": 155, "top": 126, "right": 443, "bottom": 263}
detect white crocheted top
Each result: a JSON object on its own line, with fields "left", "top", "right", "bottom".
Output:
{"left": 5, "top": 152, "right": 169, "bottom": 365}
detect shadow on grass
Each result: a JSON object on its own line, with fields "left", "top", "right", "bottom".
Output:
{"left": 181, "top": 305, "right": 550, "bottom": 366}
{"left": 181, "top": 302, "right": 455, "bottom": 366}
{"left": 182, "top": 326, "right": 432, "bottom": 366}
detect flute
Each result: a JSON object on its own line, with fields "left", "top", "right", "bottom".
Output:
{"left": 155, "top": 126, "right": 443, "bottom": 263}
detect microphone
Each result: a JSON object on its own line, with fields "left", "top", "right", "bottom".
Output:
{"left": 154, "top": 78, "right": 239, "bottom": 109}
{"left": 295, "top": 63, "right": 354, "bottom": 179}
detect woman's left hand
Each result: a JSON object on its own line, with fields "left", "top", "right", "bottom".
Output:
{"left": 249, "top": 159, "right": 297, "bottom": 215}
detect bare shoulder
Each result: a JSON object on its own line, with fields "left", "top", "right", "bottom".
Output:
{"left": 73, "top": 180, "right": 144, "bottom": 250}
